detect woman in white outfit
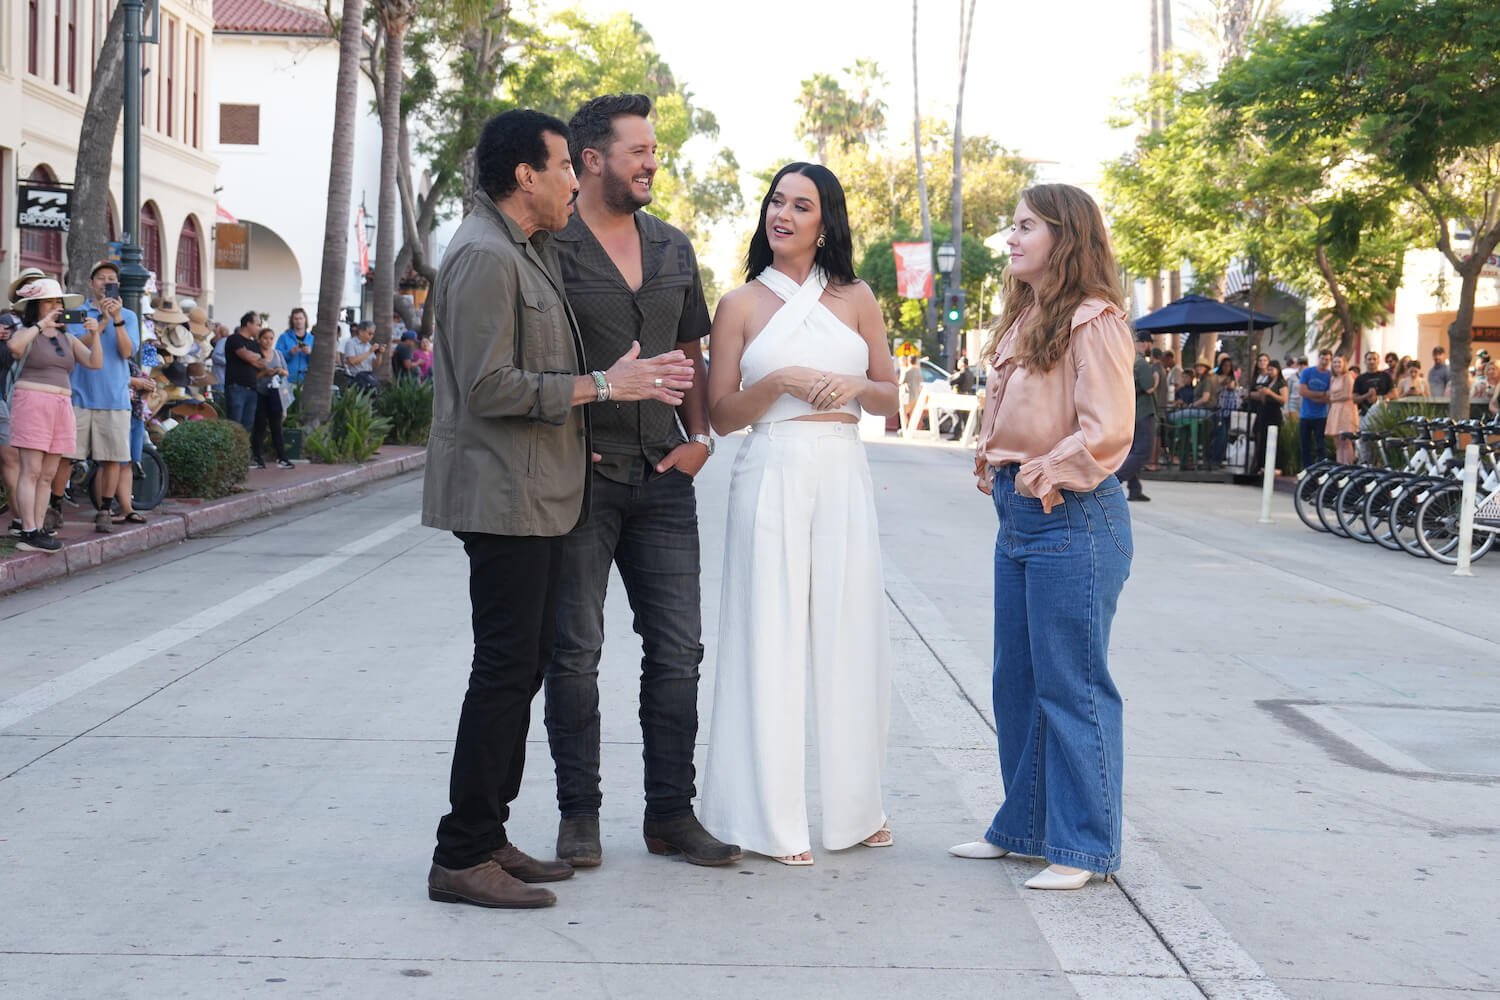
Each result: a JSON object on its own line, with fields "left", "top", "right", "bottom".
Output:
{"left": 699, "top": 163, "right": 900, "bottom": 865}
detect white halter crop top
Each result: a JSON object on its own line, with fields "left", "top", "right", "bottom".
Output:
{"left": 738, "top": 266, "right": 869, "bottom": 423}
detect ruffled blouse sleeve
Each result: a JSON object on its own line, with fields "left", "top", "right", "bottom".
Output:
{"left": 1017, "top": 308, "right": 1135, "bottom": 510}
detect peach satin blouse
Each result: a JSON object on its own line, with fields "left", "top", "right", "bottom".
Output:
{"left": 975, "top": 298, "right": 1136, "bottom": 512}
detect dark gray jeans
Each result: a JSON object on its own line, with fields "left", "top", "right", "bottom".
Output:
{"left": 1116, "top": 412, "right": 1156, "bottom": 497}
{"left": 543, "top": 466, "right": 704, "bottom": 820}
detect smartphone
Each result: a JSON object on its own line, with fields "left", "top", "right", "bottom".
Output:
{"left": 103, "top": 281, "right": 121, "bottom": 300}
{"left": 58, "top": 308, "right": 89, "bottom": 325}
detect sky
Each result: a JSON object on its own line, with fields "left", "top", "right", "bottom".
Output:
{"left": 555, "top": 0, "right": 1328, "bottom": 275}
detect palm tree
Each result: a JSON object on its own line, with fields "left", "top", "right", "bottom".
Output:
{"left": 372, "top": 0, "right": 417, "bottom": 375}
{"left": 64, "top": 1, "right": 126, "bottom": 293}
{"left": 305, "top": 0, "right": 366, "bottom": 427}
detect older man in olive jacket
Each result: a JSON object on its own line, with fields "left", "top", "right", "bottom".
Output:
{"left": 423, "top": 109, "right": 693, "bottom": 910}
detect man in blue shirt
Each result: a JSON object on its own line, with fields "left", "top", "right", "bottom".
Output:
{"left": 1298, "top": 349, "right": 1333, "bottom": 466}
{"left": 54, "top": 260, "right": 139, "bottom": 534}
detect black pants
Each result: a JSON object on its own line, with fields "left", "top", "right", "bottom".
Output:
{"left": 1116, "top": 413, "right": 1155, "bottom": 497}
{"left": 433, "top": 531, "right": 566, "bottom": 870}
{"left": 1299, "top": 415, "right": 1328, "bottom": 467}
{"left": 251, "top": 391, "right": 286, "bottom": 462}
{"left": 1252, "top": 412, "right": 1281, "bottom": 474}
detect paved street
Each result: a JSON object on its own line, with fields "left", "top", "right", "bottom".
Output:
{"left": 1, "top": 436, "right": 1496, "bottom": 999}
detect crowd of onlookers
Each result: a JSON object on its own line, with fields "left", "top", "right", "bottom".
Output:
{"left": 2, "top": 260, "right": 430, "bottom": 555}
{"left": 1134, "top": 342, "right": 1500, "bottom": 478}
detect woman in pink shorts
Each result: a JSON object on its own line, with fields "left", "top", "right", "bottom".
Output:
{"left": 6, "top": 277, "right": 102, "bottom": 552}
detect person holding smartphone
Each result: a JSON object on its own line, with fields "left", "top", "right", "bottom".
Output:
{"left": 6, "top": 276, "right": 103, "bottom": 551}
{"left": 44, "top": 260, "right": 140, "bottom": 535}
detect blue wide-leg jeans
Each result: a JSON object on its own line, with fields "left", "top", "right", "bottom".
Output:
{"left": 984, "top": 464, "right": 1132, "bottom": 873}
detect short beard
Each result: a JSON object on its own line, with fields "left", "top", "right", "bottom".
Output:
{"left": 601, "top": 165, "right": 651, "bottom": 214}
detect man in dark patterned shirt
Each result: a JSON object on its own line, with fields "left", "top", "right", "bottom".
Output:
{"left": 544, "top": 93, "right": 739, "bottom": 869}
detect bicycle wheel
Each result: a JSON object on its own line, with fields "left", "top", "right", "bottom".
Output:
{"left": 1363, "top": 474, "right": 1407, "bottom": 550}
{"left": 1315, "top": 467, "right": 1353, "bottom": 537}
{"left": 1389, "top": 478, "right": 1438, "bottom": 558}
{"left": 1416, "top": 485, "right": 1499, "bottom": 564}
{"left": 1336, "top": 471, "right": 1379, "bottom": 542}
{"left": 1294, "top": 465, "right": 1331, "bottom": 532}
{"left": 132, "top": 443, "right": 169, "bottom": 511}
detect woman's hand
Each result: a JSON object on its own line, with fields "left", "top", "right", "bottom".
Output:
{"left": 38, "top": 308, "right": 63, "bottom": 333}
{"left": 605, "top": 341, "right": 695, "bottom": 404}
{"left": 807, "top": 371, "right": 867, "bottom": 410}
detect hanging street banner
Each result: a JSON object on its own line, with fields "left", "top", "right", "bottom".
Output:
{"left": 892, "top": 241, "right": 934, "bottom": 300}
{"left": 17, "top": 183, "right": 72, "bottom": 232}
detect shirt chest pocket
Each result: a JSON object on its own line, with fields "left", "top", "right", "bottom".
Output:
{"left": 518, "top": 285, "right": 575, "bottom": 371}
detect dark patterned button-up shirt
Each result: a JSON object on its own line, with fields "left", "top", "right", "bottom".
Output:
{"left": 555, "top": 210, "right": 710, "bottom": 486}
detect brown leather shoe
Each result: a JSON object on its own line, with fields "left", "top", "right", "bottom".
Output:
{"left": 492, "top": 842, "right": 574, "bottom": 883}
{"left": 427, "top": 860, "right": 556, "bottom": 909}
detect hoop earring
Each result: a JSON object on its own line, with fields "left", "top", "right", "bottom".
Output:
{"left": 816, "top": 235, "right": 826, "bottom": 248}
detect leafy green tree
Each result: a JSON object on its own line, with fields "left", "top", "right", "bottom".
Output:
{"left": 859, "top": 226, "right": 1000, "bottom": 354}
{"left": 1216, "top": 0, "right": 1500, "bottom": 414}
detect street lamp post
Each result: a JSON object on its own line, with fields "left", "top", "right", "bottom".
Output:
{"left": 117, "top": 0, "right": 155, "bottom": 320}
{"left": 936, "top": 241, "right": 957, "bottom": 367}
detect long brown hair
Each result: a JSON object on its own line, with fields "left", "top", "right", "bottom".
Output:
{"left": 982, "top": 184, "right": 1124, "bottom": 374}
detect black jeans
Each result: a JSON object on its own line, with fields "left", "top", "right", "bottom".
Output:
{"left": 433, "top": 531, "right": 566, "bottom": 870}
{"left": 251, "top": 391, "right": 285, "bottom": 462}
{"left": 1115, "top": 413, "right": 1155, "bottom": 497}
{"left": 1299, "top": 415, "right": 1328, "bottom": 466}
{"left": 543, "top": 467, "right": 703, "bottom": 821}
{"left": 1252, "top": 412, "right": 1281, "bottom": 474}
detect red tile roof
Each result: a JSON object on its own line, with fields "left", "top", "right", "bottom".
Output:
{"left": 214, "top": 0, "right": 329, "bottom": 36}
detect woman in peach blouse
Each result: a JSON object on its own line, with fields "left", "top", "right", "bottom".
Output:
{"left": 1325, "top": 355, "right": 1358, "bottom": 464}
{"left": 948, "top": 184, "right": 1135, "bottom": 890}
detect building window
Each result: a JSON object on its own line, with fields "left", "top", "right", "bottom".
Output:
{"left": 219, "top": 104, "right": 260, "bottom": 146}
{"left": 175, "top": 216, "right": 203, "bottom": 297}
{"left": 141, "top": 201, "right": 162, "bottom": 279}
{"left": 188, "top": 32, "right": 201, "bottom": 147}
{"left": 28, "top": 0, "right": 41, "bottom": 76}
{"left": 164, "top": 17, "right": 176, "bottom": 138}
{"left": 66, "top": 0, "right": 79, "bottom": 92}
{"left": 20, "top": 166, "right": 65, "bottom": 277}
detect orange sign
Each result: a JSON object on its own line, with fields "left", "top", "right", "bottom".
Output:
{"left": 215, "top": 223, "right": 250, "bottom": 270}
{"left": 896, "top": 341, "right": 920, "bottom": 357}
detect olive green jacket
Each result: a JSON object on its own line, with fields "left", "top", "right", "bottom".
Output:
{"left": 421, "top": 197, "right": 591, "bottom": 536}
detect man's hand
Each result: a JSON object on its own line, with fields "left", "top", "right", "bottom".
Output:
{"left": 656, "top": 440, "right": 709, "bottom": 478}
{"left": 103, "top": 297, "right": 123, "bottom": 321}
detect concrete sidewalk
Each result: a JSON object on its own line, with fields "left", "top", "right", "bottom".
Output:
{"left": 0, "top": 446, "right": 426, "bottom": 597}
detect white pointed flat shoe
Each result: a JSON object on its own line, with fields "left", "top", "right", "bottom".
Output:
{"left": 948, "top": 840, "right": 1010, "bottom": 859}
{"left": 1024, "top": 865, "right": 1097, "bottom": 890}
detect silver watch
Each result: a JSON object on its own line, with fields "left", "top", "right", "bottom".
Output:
{"left": 689, "top": 433, "right": 715, "bottom": 456}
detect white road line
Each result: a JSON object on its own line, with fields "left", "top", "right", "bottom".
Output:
{"left": 0, "top": 514, "right": 421, "bottom": 732}
{"left": 882, "top": 558, "right": 1289, "bottom": 1000}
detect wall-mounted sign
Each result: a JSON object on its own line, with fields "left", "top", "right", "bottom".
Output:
{"left": 216, "top": 223, "right": 250, "bottom": 270}
{"left": 17, "top": 183, "right": 72, "bottom": 232}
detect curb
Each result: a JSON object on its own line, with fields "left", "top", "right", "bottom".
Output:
{"left": 0, "top": 449, "right": 425, "bottom": 598}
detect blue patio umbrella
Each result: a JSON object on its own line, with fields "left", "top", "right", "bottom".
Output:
{"left": 1132, "top": 294, "right": 1278, "bottom": 334}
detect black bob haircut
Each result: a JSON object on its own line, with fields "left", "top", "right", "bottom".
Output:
{"left": 567, "top": 93, "right": 653, "bottom": 167}
{"left": 744, "top": 162, "right": 856, "bottom": 285}
{"left": 476, "top": 109, "right": 571, "bottom": 201}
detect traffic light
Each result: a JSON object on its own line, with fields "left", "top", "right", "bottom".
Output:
{"left": 944, "top": 289, "right": 966, "bottom": 328}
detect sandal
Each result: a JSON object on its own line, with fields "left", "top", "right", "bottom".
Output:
{"left": 861, "top": 824, "right": 893, "bottom": 848}
{"left": 113, "top": 512, "right": 147, "bottom": 524}
{"left": 772, "top": 852, "right": 814, "bottom": 866}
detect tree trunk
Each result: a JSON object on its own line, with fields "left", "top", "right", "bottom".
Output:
{"left": 911, "top": 0, "right": 935, "bottom": 340}
{"left": 946, "top": 0, "right": 977, "bottom": 367}
{"left": 305, "top": 0, "right": 366, "bottom": 427}
{"left": 372, "top": 7, "right": 409, "bottom": 380}
{"left": 64, "top": 1, "right": 127, "bottom": 294}
{"left": 1218, "top": 0, "right": 1252, "bottom": 64}
{"left": 1314, "top": 243, "right": 1358, "bottom": 358}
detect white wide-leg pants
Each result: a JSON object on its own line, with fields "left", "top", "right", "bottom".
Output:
{"left": 700, "top": 420, "right": 892, "bottom": 857}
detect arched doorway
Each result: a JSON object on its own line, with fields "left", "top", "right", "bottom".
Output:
{"left": 140, "top": 200, "right": 163, "bottom": 285}
{"left": 212, "top": 220, "right": 301, "bottom": 327}
{"left": 19, "top": 165, "right": 65, "bottom": 276}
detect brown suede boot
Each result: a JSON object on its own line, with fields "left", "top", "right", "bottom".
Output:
{"left": 427, "top": 860, "right": 556, "bottom": 909}
{"left": 556, "top": 816, "right": 602, "bottom": 868}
